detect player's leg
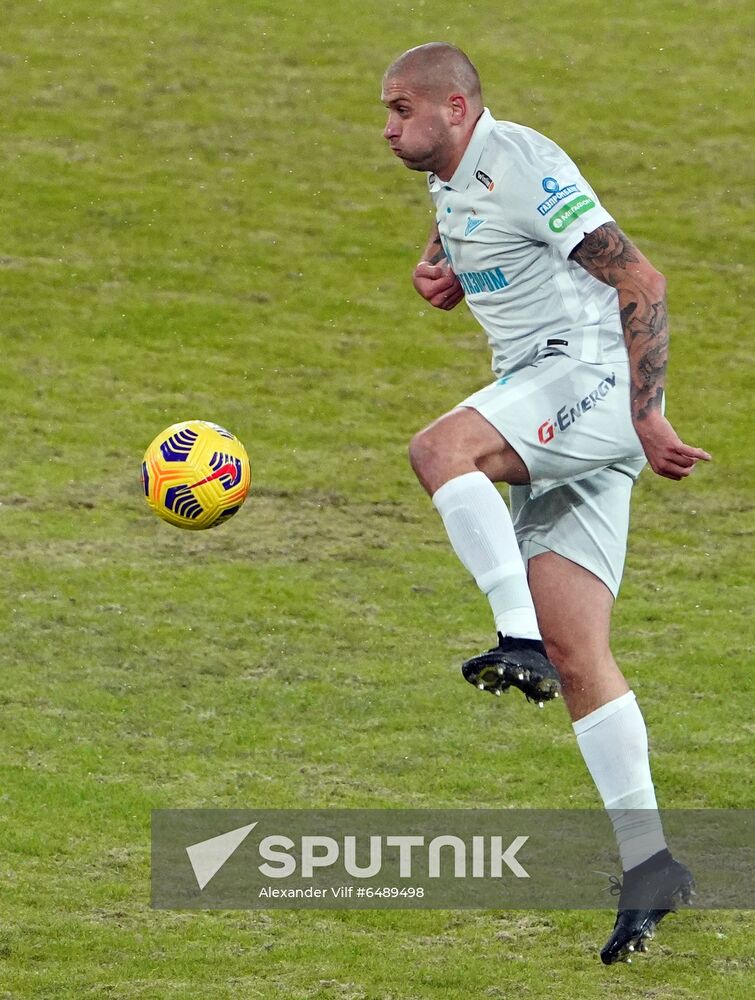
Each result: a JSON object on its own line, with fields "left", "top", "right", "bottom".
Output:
{"left": 520, "top": 479, "right": 663, "bottom": 852}
{"left": 409, "top": 405, "right": 538, "bottom": 643}
{"left": 408, "top": 405, "right": 529, "bottom": 496}
{"left": 519, "top": 477, "right": 693, "bottom": 963}
{"left": 409, "top": 355, "right": 642, "bottom": 702}
{"left": 527, "top": 550, "right": 628, "bottom": 718}
{"left": 529, "top": 552, "right": 665, "bottom": 863}
{"left": 409, "top": 406, "right": 558, "bottom": 695}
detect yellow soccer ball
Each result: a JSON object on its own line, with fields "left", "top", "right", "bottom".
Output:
{"left": 142, "top": 420, "right": 251, "bottom": 530}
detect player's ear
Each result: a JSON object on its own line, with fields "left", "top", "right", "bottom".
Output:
{"left": 448, "top": 94, "right": 467, "bottom": 124}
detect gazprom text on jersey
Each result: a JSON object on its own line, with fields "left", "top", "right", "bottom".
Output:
{"left": 456, "top": 266, "right": 509, "bottom": 295}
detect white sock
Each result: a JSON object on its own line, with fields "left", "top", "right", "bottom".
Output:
{"left": 573, "top": 691, "right": 667, "bottom": 871}
{"left": 432, "top": 471, "right": 540, "bottom": 640}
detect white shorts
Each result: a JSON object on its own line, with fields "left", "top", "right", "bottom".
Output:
{"left": 458, "top": 353, "right": 647, "bottom": 595}
{"left": 508, "top": 470, "right": 634, "bottom": 597}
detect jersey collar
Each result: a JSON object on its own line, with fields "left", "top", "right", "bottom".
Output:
{"left": 429, "top": 108, "right": 495, "bottom": 193}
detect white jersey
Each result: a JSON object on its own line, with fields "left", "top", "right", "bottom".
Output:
{"left": 429, "top": 109, "right": 627, "bottom": 376}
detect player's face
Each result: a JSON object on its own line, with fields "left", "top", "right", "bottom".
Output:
{"left": 381, "top": 78, "right": 453, "bottom": 175}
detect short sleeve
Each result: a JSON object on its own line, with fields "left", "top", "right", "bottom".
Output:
{"left": 503, "top": 133, "right": 614, "bottom": 260}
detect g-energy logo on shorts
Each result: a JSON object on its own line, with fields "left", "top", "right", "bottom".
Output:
{"left": 537, "top": 373, "right": 616, "bottom": 444}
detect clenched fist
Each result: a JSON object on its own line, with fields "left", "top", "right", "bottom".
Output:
{"left": 412, "top": 261, "right": 465, "bottom": 311}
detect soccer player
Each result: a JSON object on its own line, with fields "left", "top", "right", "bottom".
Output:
{"left": 381, "top": 42, "right": 709, "bottom": 964}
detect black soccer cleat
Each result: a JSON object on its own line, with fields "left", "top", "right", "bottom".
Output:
{"left": 600, "top": 849, "right": 695, "bottom": 965}
{"left": 461, "top": 633, "right": 561, "bottom": 706}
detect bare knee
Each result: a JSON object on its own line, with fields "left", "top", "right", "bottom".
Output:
{"left": 542, "top": 633, "right": 598, "bottom": 683}
{"left": 408, "top": 428, "right": 443, "bottom": 494}
{"left": 409, "top": 419, "right": 482, "bottom": 495}
{"left": 544, "top": 632, "right": 629, "bottom": 718}
{"left": 408, "top": 409, "right": 528, "bottom": 495}
{"left": 408, "top": 428, "right": 434, "bottom": 478}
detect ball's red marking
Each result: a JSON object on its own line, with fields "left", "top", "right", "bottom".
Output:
{"left": 188, "top": 463, "right": 238, "bottom": 489}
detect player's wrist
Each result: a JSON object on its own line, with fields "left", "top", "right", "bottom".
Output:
{"left": 631, "top": 403, "right": 665, "bottom": 427}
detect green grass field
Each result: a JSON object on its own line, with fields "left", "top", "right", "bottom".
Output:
{"left": 1, "top": 0, "right": 753, "bottom": 996}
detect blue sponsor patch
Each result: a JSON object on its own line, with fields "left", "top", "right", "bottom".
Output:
{"left": 536, "top": 178, "right": 580, "bottom": 217}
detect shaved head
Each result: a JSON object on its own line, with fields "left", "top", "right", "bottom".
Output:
{"left": 383, "top": 43, "right": 482, "bottom": 109}
{"left": 381, "top": 43, "right": 484, "bottom": 179}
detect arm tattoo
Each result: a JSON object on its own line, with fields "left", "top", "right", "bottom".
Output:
{"left": 427, "top": 233, "right": 447, "bottom": 266}
{"left": 570, "top": 222, "right": 640, "bottom": 274}
{"left": 570, "top": 222, "right": 668, "bottom": 421}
